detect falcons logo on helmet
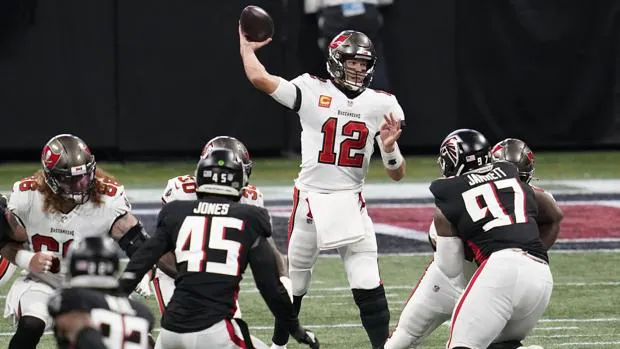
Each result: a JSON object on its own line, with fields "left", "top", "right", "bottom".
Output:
{"left": 440, "top": 136, "right": 461, "bottom": 167}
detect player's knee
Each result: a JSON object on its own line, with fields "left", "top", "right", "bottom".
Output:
{"left": 289, "top": 269, "right": 312, "bottom": 295}
{"left": 17, "top": 315, "right": 46, "bottom": 335}
{"left": 352, "top": 285, "right": 390, "bottom": 323}
{"left": 346, "top": 254, "right": 380, "bottom": 289}
{"left": 9, "top": 316, "right": 46, "bottom": 349}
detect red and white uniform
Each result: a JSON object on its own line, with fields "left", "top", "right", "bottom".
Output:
{"left": 4, "top": 176, "right": 129, "bottom": 329}
{"left": 386, "top": 188, "right": 557, "bottom": 349}
{"left": 152, "top": 175, "right": 264, "bottom": 316}
{"left": 270, "top": 74, "right": 405, "bottom": 295}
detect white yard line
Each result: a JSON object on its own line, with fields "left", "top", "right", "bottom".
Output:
{"left": 558, "top": 341, "right": 620, "bottom": 346}
{"left": 0, "top": 320, "right": 616, "bottom": 337}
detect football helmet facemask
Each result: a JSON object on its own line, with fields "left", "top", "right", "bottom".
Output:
{"left": 491, "top": 138, "right": 535, "bottom": 183}
{"left": 326, "top": 30, "right": 377, "bottom": 92}
{"left": 438, "top": 129, "right": 491, "bottom": 177}
{"left": 200, "top": 136, "right": 253, "bottom": 178}
{"left": 41, "top": 134, "right": 96, "bottom": 204}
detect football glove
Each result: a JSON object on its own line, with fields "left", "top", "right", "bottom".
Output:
{"left": 290, "top": 326, "right": 319, "bottom": 349}
{"left": 0, "top": 194, "right": 7, "bottom": 209}
{"left": 132, "top": 267, "right": 155, "bottom": 298}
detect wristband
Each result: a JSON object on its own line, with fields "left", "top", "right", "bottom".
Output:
{"left": 15, "top": 250, "right": 35, "bottom": 270}
{"left": 382, "top": 143, "right": 404, "bottom": 170}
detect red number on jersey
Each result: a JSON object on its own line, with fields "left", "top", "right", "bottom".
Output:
{"left": 242, "top": 185, "right": 258, "bottom": 200}
{"left": 18, "top": 177, "right": 37, "bottom": 192}
{"left": 98, "top": 183, "right": 118, "bottom": 197}
{"left": 176, "top": 176, "right": 197, "bottom": 194}
{"left": 318, "top": 117, "right": 369, "bottom": 168}
{"left": 339, "top": 121, "right": 369, "bottom": 167}
{"left": 97, "top": 177, "right": 121, "bottom": 197}
{"left": 31, "top": 234, "right": 74, "bottom": 258}
{"left": 102, "top": 177, "right": 120, "bottom": 187}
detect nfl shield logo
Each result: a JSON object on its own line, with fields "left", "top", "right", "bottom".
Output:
{"left": 347, "top": 100, "right": 353, "bottom": 107}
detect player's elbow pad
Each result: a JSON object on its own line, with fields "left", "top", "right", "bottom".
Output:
{"left": 434, "top": 236, "right": 464, "bottom": 279}
{"left": 117, "top": 222, "right": 149, "bottom": 258}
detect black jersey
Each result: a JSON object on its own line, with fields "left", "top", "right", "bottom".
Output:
{"left": 430, "top": 161, "right": 548, "bottom": 264}
{"left": 48, "top": 287, "right": 154, "bottom": 349}
{"left": 118, "top": 196, "right": 298, "bottom": 334}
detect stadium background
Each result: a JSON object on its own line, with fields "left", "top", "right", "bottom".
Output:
{"left": 0, "top": 1, "right": 619, "bottom": 348}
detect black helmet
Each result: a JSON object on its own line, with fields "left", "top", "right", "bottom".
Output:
{"left": 195, "top": 148, "right": 247, "bottom": 199}
{"left": 438, "top": 129, "right": 491, "bottom": 177}
{"left": 66, "top": 236, "right": 120, "bottom": 289}
{"left": 41, "top": 134, "right": 96, "bottom": 204}
{"left": 491, "top": 138, "right": 535, "bottom": 183}
{"left": 200, "top": 136, "right": 253, "bottom": 178}
{"left": 326, "top": 30, "right": 377, "bottom": 92}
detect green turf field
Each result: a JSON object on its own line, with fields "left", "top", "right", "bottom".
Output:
{"left": 0, "top": 151, "right": 619, "bottom": 189}
{"left": 0, "top": 252, "right": 617, "bottom": 348}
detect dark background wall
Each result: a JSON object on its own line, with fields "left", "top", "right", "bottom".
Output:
{"left": 0, "top": 0, "right": 618, "bottom": 160}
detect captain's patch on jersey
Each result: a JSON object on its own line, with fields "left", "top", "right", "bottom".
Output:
{"left": 318, "top": 95, "right": 332, "bottom": 108}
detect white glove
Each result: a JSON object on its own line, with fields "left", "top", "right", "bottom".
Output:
{"left": 132, "top": 270, "right": 153, "bottom": 298}
{"left": 280, "top": 276, "right": 293, "bottom": 303}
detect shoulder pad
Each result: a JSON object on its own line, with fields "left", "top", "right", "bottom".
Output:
{"left": 162, "top": 175, "right": 196, "bottom": 203}
{"left": 308, "top": 74, "right": 328, "bottom": 83}
{"left": 12, "top": 176, "right": 39, "bottom": 193}
{"left": 241, "top": 184, "right": 265, "bottom": 207}
{"left": 8, "top": 177, "right": 38, "bottom": 218}
{"left": 96, "top": 177, "right": 127, "bottom": 201}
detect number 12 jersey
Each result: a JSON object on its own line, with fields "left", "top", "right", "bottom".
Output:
{"left": 291, "top": 74, "right": 405, "bottom": 192}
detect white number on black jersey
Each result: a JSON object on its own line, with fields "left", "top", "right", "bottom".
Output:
{"left": 462, "top": 178, "right": 527, "bottom": 232}
{"left": 91, "top": 296, "right": 150, "bottom": 349}
{"left": 175, "top": 216, "right": 244, "bottom": 276}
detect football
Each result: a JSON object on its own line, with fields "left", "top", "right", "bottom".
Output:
{"left": 50, "top": 256, "right": 61, "bottom": 274}
{"left": 240, "top": 5, "right": 274, "bottom": 42}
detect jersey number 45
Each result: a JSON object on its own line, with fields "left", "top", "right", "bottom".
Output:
{"left": 175, "top": 216, "right": 243, "bottom": 276}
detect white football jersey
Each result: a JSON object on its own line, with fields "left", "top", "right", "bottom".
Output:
{"left": 8, "top": 176, "right": 130, "bottom": 288}
{"left": 161, "top": 175, "right": 265, "bottom": 207}
{"left": 291, "top": 74, "right": 405, "bottom": 192}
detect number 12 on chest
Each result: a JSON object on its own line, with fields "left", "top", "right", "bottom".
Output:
{"left": 318, "top": 117, "right": 369, "bottom": 168}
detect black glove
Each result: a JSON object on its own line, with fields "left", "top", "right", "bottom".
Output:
{"left": 0, "top": 194, "right": 7, "bottom": 211}
{"left": 290, "top": 326, "right": 319, "bottom": 349}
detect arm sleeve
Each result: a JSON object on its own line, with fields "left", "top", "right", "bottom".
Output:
{"left": 118, "top": 209, "right": 173, "bottom": 294}
{"left": 434, "top": 235, "right": 465, "bottom": 278}
{"left": 249, "top": 236, "right": 299, "bottom": 332}
{"left": 269, "top": 77, "right": 302, "bottom": 112}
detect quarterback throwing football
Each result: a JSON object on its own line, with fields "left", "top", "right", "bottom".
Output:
{"left": 240, "top": 26, "right": 406, "bottom": 349}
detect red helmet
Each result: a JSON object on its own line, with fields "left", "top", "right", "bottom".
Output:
{"left": 41, "top": 134, "right": 96, "bottom": 204}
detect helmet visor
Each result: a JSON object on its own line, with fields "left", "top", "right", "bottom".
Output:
{"left": 57, "top": 173, "right": 93, "bottom": 195}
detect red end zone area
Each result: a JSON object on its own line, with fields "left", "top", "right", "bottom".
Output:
{"left": 367, "top": 202, "right": 620, "bottom": 241}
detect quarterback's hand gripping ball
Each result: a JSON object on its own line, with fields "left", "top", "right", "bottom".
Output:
{"left": 240, "top": 5, "right": 274, "bottom": 42}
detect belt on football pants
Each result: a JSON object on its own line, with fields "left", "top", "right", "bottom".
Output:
{"left": 509, "top": 248, "right": 548, "bottom": 265}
